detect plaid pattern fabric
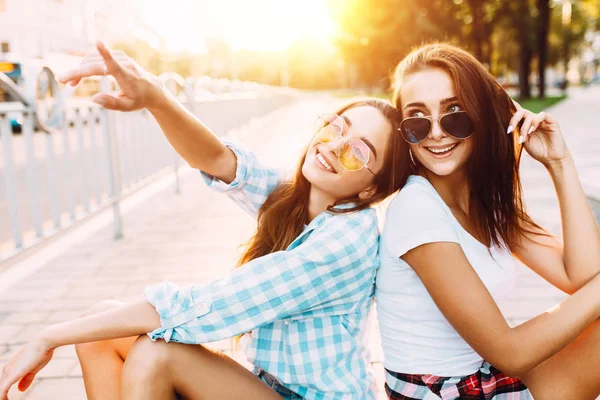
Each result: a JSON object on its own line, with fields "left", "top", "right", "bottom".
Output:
{"left": 200, "top": 137, "right": 285, "bottom": 217}
{"left": 385, "top": 362, "right": 533, "bottom": 400}
{"left": 145, "top": 139, "right": 380, "bottom": 400}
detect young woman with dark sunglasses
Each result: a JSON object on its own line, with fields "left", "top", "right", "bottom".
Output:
{"left": 377, "top": 43, "right": 600, "bottom": 399}
{"left": 0, "top": 42, "right": 411, "bottom": 400}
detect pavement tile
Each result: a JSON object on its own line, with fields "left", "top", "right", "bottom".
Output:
{"left": 46, "top": 311, "right": 85, "bottom": 324}
{"left": 20, "top": 378, "right": 86, "bottom": 400}
{"left": 34, "top": 359, "right": 80, "bottom": 379}
{"left": 0, "top": 325, "right": 22, "bottom": 345}
{"left": 7, "top": 384, "right": 34, "bottom": 400}
{"left": 8, "top": 324, "right": 49, "bottom": 346}
{"left": 53, "top": 345, "right": 77, "bottom": 360}
{"left": 2, "top": 312, "right": 50, "bottom": 325}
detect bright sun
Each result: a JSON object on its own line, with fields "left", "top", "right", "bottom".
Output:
{"left": 139, "top": 0, "right": 335, "bottom": 52}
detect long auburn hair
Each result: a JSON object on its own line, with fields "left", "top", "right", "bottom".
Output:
{"left": 392, "top": 43, "right": 542, "bottom": 251}
{"left": 238, "top": 99, "right": 409, "bottom": 266}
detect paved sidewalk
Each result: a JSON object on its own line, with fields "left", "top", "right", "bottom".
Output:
{"left": 1, "top": 87, "right": 599, "bottom": 399}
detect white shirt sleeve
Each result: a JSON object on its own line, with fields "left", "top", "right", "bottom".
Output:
{"left": 383, "top": 178, "right": 460, "bottom": 260}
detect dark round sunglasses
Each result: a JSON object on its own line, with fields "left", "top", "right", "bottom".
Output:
{"left": 399, "top": 111, "right": 474, "bottom": 144}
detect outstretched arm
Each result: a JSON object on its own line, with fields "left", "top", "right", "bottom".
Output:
{"left": 0, "top": 299, "right": 158, "bottom": 399}
{"left": 58, "top": 42, "right": 237, "bottom": 183}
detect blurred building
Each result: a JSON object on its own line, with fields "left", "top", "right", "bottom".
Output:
{"left": 0, "top": 0, "right": 164, "bottom": 61}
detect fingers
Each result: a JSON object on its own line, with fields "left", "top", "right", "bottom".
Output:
{"left": 58, "top": 62, "right": 107, "bottom": 86}
{"left": 529, "top": 111, "right": 548, "bottom": 133}
{"left": 96, "top": 41, "right": 127, "bottom": 81}
{"left": 507, "top": 107, "right": 525, "bottom": 134}
{"left": 0, "top": 368, "right": 17, "bottom": 400}
{"left": 58, "top": 56, "right": 130, "bottom": 87}
{"left": 92, "top": 93, "right": 136, "bottom": 111}
{"left": 519, "top": 113, "right": 537, "bottom": 144}
{"left": 17, "top": 373, "right": 35, "bottom": 392}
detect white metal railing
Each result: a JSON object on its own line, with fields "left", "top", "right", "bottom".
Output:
{"left": 0, "top": 70, "right": 295, "bottom": 262}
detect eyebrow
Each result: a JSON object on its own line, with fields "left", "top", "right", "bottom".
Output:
{"left": 342, "top": 115, "right": 352, "bottom": 127}
{"left": 361, "top": 137, "right": 378, "bottom": 160}
{"left": 341, "top": 115, "right": 377, "bottom": 159}
{"left": 403, "top": 96, "right": 458, "bottom": 110}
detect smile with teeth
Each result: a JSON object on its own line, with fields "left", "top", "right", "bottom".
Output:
{"left": 426, "top": 143, "right": 458, "bottom": 154}
{"left": 316, "top": 152, "right": 335, "bottom": 172}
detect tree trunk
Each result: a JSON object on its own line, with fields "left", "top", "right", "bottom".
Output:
{"left": 537, "top": 0, "right": 550, "bottom": 98}
{"left": 517, "top": 0, "right": 532, "bottom": 99}
{"left": 467, "top": 0, "right": 485, "bottom": 61}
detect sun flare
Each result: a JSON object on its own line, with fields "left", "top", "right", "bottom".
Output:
{"left": 139, "top": 0, "right": 335, "bottom": 52}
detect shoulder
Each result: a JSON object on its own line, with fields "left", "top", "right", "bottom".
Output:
{"left": 387, "top": 175, "right": 450, "bottom": 219}
{"left": 329, "top": 207, "right": 378, "bottom": 229}
{"left": 315, "top": 207, "right": 379, "bottom": 247}
{"left": 382, "top": 176, "right": 460, "bottom": 258}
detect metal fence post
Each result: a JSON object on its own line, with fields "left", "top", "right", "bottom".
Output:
{"left": 100, "top": 77, "right": 123, "bottom": 240}
{"left": 0, "top": 114, "right": 23, "bottom": 248}
{"left": 22, "top": 111, "right": 43, "bottom": 238}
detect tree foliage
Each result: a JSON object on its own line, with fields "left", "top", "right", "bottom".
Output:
{"left": 327, "top": 0, "right": 600, "bottom": 96}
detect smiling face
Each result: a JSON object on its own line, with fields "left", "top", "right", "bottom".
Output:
{"left": 400, "top": 68, "right": 475, "bottom": 177}
{"left": 301, "top": 105, "right": 392, "bottom": 201}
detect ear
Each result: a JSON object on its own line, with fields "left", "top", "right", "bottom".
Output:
{"left": 358, "top": 184, "right": 378, "bottom": 200}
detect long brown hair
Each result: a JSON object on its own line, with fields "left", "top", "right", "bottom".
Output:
{"left": 238, "top": 99, "right": 409, "bottom": 266}
{"left": 391, "top": 43, "right": 541, "bottom": 251}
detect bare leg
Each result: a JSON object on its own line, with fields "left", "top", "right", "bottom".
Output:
{"left": 121, "top": 335, "right": 283, "bottom": 400}
{"left": 522, "top": 319, "right": 600, "bottom": 400}
{"left": 75, "top": 300, "right": 139, "bottom": 400}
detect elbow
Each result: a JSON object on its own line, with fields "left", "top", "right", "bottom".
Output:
{"left": 494, "top": 361, "right": 528, "bottom": 379}
{"left": 562, "top": 267, "right": 600, "bottom": 295}
{"left": 485, "top": 340, "right": 534, "bottom": 379}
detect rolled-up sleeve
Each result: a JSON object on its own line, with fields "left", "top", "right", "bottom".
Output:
{"left": 144, "top": 210, "right": 379, "bottom": 344}
{"left": 199, "top": 138, "right": 285, "bottom": 217}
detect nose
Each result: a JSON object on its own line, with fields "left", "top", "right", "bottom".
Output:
{"left": 324, "top": 136, "right": 344, "bottom": 155}
{"left": 428, "top": 117, "right": 447, "bottom": 141}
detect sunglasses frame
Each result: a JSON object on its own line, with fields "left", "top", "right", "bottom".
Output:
{"left": 314, "top": 114, "right": 376, "bottom": 176}
{"left": 399, "top": 111, "right": 474, "bottom": 144}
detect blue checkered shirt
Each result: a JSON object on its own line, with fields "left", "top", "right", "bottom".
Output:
{"left": 145, "top": 138, "right": 379, "bottom": 399}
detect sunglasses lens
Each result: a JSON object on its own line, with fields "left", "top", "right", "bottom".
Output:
{"left": 440, "top": 112, "right": 473, "bottom": 139}
{"left": 400, "top": 118, "right": 431, "bottom": 144}
{"left": 315, "top": 113, "right": 343, "bottom": 143}
{"left": 339, "top": 140, "right": 369, "bottom": 171}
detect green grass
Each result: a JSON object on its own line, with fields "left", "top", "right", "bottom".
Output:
{"left": 513, "top": 95, "right": 567, "bottom": 113}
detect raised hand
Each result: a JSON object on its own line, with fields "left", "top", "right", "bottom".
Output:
{"left": 508, "top": 102, "right": 570, "bottom": 167}
{"left": 0, "top": 338, "right": 54, "bottom": 400}
{"left": 57, "top": 41, "right": 166, "bottom": 112}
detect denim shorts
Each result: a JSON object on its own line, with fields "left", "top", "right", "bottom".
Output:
{"left": 254, "top": 367, "right": 304, "bottom": 399}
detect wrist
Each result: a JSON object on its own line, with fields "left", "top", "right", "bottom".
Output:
{"left": 544, "top": 152, "right": 573, "bottom": 172}
{"left": 38, "top": 326, "right": 60, "bottom": 350}
{"left": 146, "top": 76, "right": 169, "bottom": 113}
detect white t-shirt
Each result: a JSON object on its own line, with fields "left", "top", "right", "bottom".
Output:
{"left": 376, "top": 175, "right": 518, "bottom": 377}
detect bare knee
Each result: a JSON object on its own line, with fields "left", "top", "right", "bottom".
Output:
{"left": 122, "top": 335, "right": 172, "bottom": 381}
